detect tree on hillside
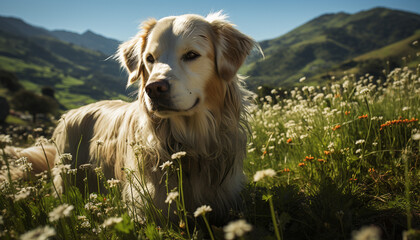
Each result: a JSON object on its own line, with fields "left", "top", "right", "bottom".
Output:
{"left": 0, "top": 97, "right": 10, "bottom": 123}
{"left": 0, "top": 70, "right": 23, "bottom": 92}
{"left": 12, "top": 90, "right": 58, "bottom": 123}
{"left": 41, "top": 86, "right": 56, "bottom": 99}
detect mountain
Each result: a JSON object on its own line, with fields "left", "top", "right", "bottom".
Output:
{"left": 0, "top": 17, "right": 128, "bottom": 109}
{"left": 0, "top": 16, "right": 120, "bottom": 55}
{"left": 0, "top": 16, "right": 52, "bottom": 38}
{"left": 243, "top": 7, "right": 420, "bottom": 90}
{"left": 51, "top": 30, "right": 120, "bottom": 56}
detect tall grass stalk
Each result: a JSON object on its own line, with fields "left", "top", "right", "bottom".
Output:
{"left": 268, "top": 195, "right": 281, "bottom": 240}
{"left": 176, "top": 158, "right": 191, "bottom": 239}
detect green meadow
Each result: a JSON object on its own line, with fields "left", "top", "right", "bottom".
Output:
{"left": 0, "top": 65, "right": 419, "bottom": 239}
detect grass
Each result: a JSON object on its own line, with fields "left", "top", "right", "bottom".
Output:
{"left": 0, "top": 64, "right": 419, "bottom": 239}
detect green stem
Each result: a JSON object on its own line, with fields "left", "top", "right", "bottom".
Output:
{"left": 178, "top": 160, "right": 191, "bottom": 239}
{"left": 96, "top": 144, "right": 100, "bottom": 194}
{"left": 403, "top": 150, "right": 412, "bottom": 230}
{"left": 74, "top": 135, "right": 83, "bottom": 186}
{"left": 202, "top": 214, "right": 215, "bottom": 240}
{"left": 1, "top": 148, "right": 14, "bottom": 190}
{"left": 39, "top": 143, "right": 61, "bottom": 202}
{"left": 268, "top": 196, "right": 281, "bottom": 240}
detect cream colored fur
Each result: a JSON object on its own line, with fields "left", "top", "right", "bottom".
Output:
{"left": 5, "top": 12, "right": 256, "bottom": 224}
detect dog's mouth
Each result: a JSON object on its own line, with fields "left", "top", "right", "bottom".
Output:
{"left": 150, "top": 98, "right": 200, "bottom": 113}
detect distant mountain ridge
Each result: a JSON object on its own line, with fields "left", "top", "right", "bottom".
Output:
{"left": 243, "top": 7, "right": 420, "bottom": 90}
{"left": 51, "top": 30, "right": 120, "bottom": 56}
{"left": 0, "top": 16, "right": 128, "bottom": 109}
{"left": 0, "top": 16, "right": 120, "bottom": 55}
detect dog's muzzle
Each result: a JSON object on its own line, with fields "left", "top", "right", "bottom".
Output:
{"left": 145, "top": 79, "right": 174, "bottom": 111}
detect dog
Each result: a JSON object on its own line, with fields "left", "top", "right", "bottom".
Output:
{"left": 5, "top": 12, "right": 256, "bottom": 224}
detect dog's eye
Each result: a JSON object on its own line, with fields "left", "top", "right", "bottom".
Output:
{"left": 146, "top": 54, "right": 155, "bottom": 64}
{"left": 182, "top": 51, "right": 200, "bottom": 61}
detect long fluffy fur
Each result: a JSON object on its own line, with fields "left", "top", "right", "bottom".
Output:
{"left": 4, "top": 12, "right": 256, "bottom": 224}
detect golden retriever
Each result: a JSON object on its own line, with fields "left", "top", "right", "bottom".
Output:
{"left": 6, "top": 12, "right": 256, "bottom": 224}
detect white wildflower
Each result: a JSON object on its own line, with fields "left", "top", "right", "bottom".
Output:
{"left": 84, "top": 202, "right": 98, "bottom": 211}
{"left": 165, "top": 191, "right": 179, "bottom": 204}
{"left": 159, "top": 161, "right": 173, "bottom": 170}
{"left": 194, "top": 205, "right": 212, "bottom": 217}
{"left": 79, "top": 164, "right": 92, "bottom": 170}
{"left": 48, "top": 204, "right": 74, "bottom": 222}
{"left": 224, "top": 219, "right": 253, "bottom": 240}
{"left": 299, "top": 76, "right": 306, "bottom": 82}
{"left": 328, "top": 142, "right": 335, "bottom": 150}
{"left": 352, "top": 225, "right": 381, "bottom": 240}
{"left": 14, "top": 187, "right": 32, "bottom": 201}
{"left": 0, "top": 134, "right": 12, "bottom": 148}
{"left": 59, "top": 153, "right": 72, "bottom": 163}
{"left": 412, "top": 133, "right": 420, "bottom": 141}
{"left": 253, "top": 168, "right": 276, "bottom": 182}
{"left": 16, "top": 157, "right": 28, "bottom": 165}
{"left": 94, "top": 167, "right": 102, "bottom": 174}
{"left": 81, "top": 221, "right": 91, "bottom": 228}
{"left": 355, "top": 149, "right": 362, "bottom": 154}
{"left": 89, "top": 193, "right": 98, "bottom": 201}
{"left": 300, "top": 134, "right": 308, "bottom": 140}
{"left": 51, "top": 164, "right": 71, "bottom": 176}
{"left": 34, "top": 136, "right": 49, "bottom": 146}
{"left": 102, "top": 217, "right": 123, "bottom": 228}
{"left": 20, "top": 225, "right": 56, "bottom": 240}
{"left": 33, "top": 128, "right": 43, "bottom": 132}
{"left": 355, "top": 139, "right": 365, "bottom": 145}
{"left": 171, "top": 151, "right": 187, "bottom": 159}
{"left": 308, "top": 86, "right": 315, "bottom": 93}
{"left": 107, "top": 178, "right": 120, "bottom": 188}
{"left": 313, "top": 93, "right": 324, "bottom": 102}
{"left": 16, "top": 157, "right": 32, "bottom": 171}
{"left": 248, "top": 148, "right": 256, "bottom": 153}
{"left": 359, "top": 88, "right": 370, "bottom": 95}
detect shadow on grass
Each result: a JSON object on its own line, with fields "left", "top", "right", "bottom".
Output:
{"left": 242, "top": 180, "right": 417, "bottom": 240}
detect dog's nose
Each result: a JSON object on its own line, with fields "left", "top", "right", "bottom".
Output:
{"left": 145, "top": 80, "right": 170, "bottom": 99}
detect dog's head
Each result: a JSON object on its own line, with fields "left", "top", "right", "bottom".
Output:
{"left": 118, "top": 12, "right": 255, "bottom": 118}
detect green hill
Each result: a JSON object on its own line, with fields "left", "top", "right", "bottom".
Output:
{"left": 0, "top": 29, "right": 128, "bottom": 109}
{"left": 243, "top": 7, "right": 420, "bottom": 90}
{"left": 309, "top": 30, "right": 420, "bottom": 83}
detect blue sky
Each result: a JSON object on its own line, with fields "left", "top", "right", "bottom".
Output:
{"left": 1, "top": 0, "right": 419, "bottom": 42}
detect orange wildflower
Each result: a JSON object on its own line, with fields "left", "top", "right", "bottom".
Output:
{"left": 334, "top": 93, "right": 341, "bottom": 98}
{"left": 368, "top": 168, "right": 375, "bottom": 173}
{"left": 324, "top": 150, "right": 331, "bottom": 155}
{"left": 380, "top": 117, "right": 418, "bottom": 131}
{"left": 304, "top": 156, "right": 314, "bottom": 162}
{"left": 263, "top": 150, "right": 267, "bottom": 155}
{"left": 298, "top": 163, "right": 305, "bottom": 167}
{"left": 332, "top": 125, "right": 341, "bottom": 131}
{"left": 358, "top": 114, "right": 368, "bottom": 119}
{"left": 349, "top": 178, "right": 358, "bottom": 181}
{"left": 345, "top": 111, "right": 350, "bottom": 116}
{"left": 283, "top": 168, "right": 290, "bottom": 172}
{"left": 317, "top": 159, "right": 327, "bottom": 163}
{"left": 287, "top": 138, "right": 292, "bottom": 143}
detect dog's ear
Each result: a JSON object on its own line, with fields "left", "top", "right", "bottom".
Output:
{"left": 117, "top": 18, "right": 157, "bottom": 87}
{"left": 207, "top": 12, "right": 256, "bottom": 81}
